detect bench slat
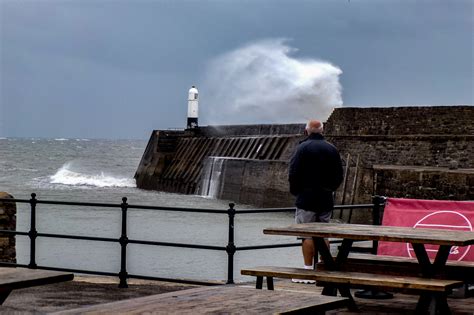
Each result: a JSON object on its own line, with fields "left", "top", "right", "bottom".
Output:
{"left": 317, "top": 253, "right": 474, "bottom": 280}
{"left": 241, "top": 266, "right": 462, "bottom": 292}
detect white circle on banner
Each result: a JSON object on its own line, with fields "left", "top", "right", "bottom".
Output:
{"left": 406, "top": 210, "right": 472, "bottom": 261}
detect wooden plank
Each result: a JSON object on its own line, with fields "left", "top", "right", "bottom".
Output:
{"left": 0, "top": 268, "right": 74, "bottom": 290}
{"left": 317, "top": 253, "right": 474, "bottom": 280}
{"left": 241, "top": 267, "right": 462, "bottom": 292}
{"left": 263, "top": 223, "right": 474, "bottom": 246}
{"left": 53, "top": 285, "right": 349, "bottom": 315}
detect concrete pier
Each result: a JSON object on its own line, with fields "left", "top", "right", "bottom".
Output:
{"left": 135, "top": 106, "right": 474, "bottom": 210}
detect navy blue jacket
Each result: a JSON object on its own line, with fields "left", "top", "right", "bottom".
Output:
{"left": 288, "top": 133, "right": 343, "bottom": 212}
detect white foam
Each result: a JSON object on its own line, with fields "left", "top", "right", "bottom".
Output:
{"left": 50, "top": 164, "right": 136, "bottom": 188}
{"left": 54, "top": 138, "right": 69, "bottom": 141}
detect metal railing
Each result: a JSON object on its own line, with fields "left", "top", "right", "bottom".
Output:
{"left": 0, "top": 194, "right": 384, "bottom": 287}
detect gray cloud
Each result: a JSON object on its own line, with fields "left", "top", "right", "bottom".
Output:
{"left": 1, "top": 0, "right": 472, "bottom": 139}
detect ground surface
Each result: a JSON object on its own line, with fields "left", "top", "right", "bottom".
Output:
{"left": 0, "top": 276, "right": 472, "bottom": 314}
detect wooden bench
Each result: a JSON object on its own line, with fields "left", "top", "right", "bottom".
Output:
{"left": 0, "top": 267, "right": 74, "bottom": 304}
{"left": 317, "top": 253, "right": 474, "bottom": 297}
{"left": 53, "top": 285, "right": 350, "bottom": 315}
{"left": 323, "top": 253, "right": 474, "bottom": 280}
{"left": 241, "top": 266, "right": 463, "bottom": 313}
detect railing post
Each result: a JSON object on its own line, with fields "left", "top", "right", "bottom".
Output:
{"left": 371, "top": 195, "right": 384, "bottom": 254}
{"left": 118, "top": 197, "right": 129, "bottom": 288}
{"left": 226, "top": 203, "right": 236, "bottom": 284}
{"left": 28, "top": 193, "right": 38, "bottom": 268}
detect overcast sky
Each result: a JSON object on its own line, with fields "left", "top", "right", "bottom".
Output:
{"left": 1, "top": 0, "right": 472, "bottom": 139}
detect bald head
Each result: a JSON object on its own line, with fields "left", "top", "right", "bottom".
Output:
{"left": 305, "top": 120, "right": 323, "bottom": 135}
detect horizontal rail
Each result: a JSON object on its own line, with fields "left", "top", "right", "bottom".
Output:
{"left": 238, "top": 204, "right": 375, "bottom": 214}
{"left": 0, "top": 229, "right": 28, "bottom": 236}
{"left": 128, "top": 239, "right": 226, "bottom": 251}
{"left": 0, "top": 198, "right": 375, "bottom": 213}
{"left": 237, "top": 243, "right": 301, "bottom": 251}
{"left": 37, "top": 233, "right": 118, "bottom": 243}
{"left": 0, "top": 198, "right": 228, "bottom": 214}
{"left": 127, "top": 204, "right": 228, "bottom": 214}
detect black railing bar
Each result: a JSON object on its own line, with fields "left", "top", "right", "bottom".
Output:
{"left": 36, "top": 200, "right": 122, "bottom": 208}
{"left": 128, "top": 239, "right": 226, "bottom": 251}
{"left": 128, "top": 273, "right": 223, "bottom": 286}
{"left": 235, "top": 209, "right": 294, "bottom": 214}
{"left": 127, "top": 204, "right": 228, "bottom": 214}
{"left": 0, "top": 230, "right": 29, "bottom": 236}
{"left": 0, "top": 198, "right": 376, "bottom": 213}
{"left": 237, "top": 243, "right": 301, "bottom": 251}
{"left": 240, "top": 204, "right": 375, "bottom": 213}
{"left": 0, "top": 198, "right": 122, "bottom": 208}
{"left": 33, "top": 265, "right": 118, "bottom": 277}
{"left": 0, "top": 198, "right": 228, "bottom": 214}
{"left": 36, "top": 233, "right": 118, "bottom": 243}
{"left": 334, "top": 204, "right": 374, "bottom": 209}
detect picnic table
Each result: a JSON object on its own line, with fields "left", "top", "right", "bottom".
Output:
{"left": 53, "top": 285, "right": 350, "bottom": 315}
{"left": 0, "top": 267, "right": 74, "bottom": 304}
{"left": 264, "top": 222, "right": 474, "bottom": 279}
{"left": 243, "top": 222, "right": 474, "bottom": 314}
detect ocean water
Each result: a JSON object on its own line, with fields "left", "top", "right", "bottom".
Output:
{"left": 0, "top": 137, "right": 299, "bottom": 282}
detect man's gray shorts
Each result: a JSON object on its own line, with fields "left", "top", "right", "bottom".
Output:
{"left": 295, "top": 208, "right": 331, "bottom": 239}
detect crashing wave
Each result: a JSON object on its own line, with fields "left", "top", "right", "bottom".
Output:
{"left": 50, "top": 164, "right": 136, "bottom": 188}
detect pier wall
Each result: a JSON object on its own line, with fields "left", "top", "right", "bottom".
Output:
{"left": 325, "top": 106, "right": 474, "bottom": 207}
{"left": 135, "top": 106, "right": 473, "bottom": 212}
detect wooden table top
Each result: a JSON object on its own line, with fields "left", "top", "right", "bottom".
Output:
{"left": 0, "top": 267, "right": 74, "bottom": 290}
{"left": 53, "top": 285, "right": 349, "bottom": 315}
{"left": 264, "top": 223, "right": 474, "bottom": 246}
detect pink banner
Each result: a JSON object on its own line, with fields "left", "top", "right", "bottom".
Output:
{"left": 377, "top": 198, "right": 474, "bottom": 261}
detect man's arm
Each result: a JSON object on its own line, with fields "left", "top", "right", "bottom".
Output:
{"left": 288, "top": 147, "right": 303, "bottom": 196}
{"left": 326, "top": 150, "right": 344, "bottom": 192}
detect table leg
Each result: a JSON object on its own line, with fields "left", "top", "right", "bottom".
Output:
{"left": 416, "top": 293, "right": 451, "bottom": 315}
{"left": 412, "top": 243, "right": 453, "bottom": 314}
{"left": 335, "top": 239, "right": 353, "bottom": 265}
{"left": 314, "top": 237, "right": 334, "bottom": 267}
{"left": 412, "top": 243, "right": 433, "bottom": 276}
{"left": 0, "top": 288, "right": 11, "bottom": 305}
{"left": 433, "top": 245, "right": 451, "bottom": 274}
{"left": 412, "top": 243, "right": 451, "bottom": 277}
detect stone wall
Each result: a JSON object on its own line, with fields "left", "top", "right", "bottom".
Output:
{"left": 0, "top": 192, "right": 16, "bottom": 263}
{"left": 374, "top": 166, "right": 474, "bottom": 200}
{"left": 324, "top": 106, "right": 474, "bottom": 204}
{"left": 325, "top": 106, "right": 474, "bottom": 136}
{"left": 136, "top": 106, "right": 473, "bottom": 212}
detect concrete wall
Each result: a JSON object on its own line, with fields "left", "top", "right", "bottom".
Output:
{"left": 218, "top": 159, "right": 292, "bottom": 208}
{"left": 135, "top": 106, "right": 473, "bottom": 213}
{"left": 324, "top": 106, "right": 474, "bottom": 204}
{"left": 374, "top": 166, "right": 474, "bottom": 200}
{"left": 325, "top": 106, "right": 474, "bottom": 136}
{"left": 0, "top": 192, "right": 16, "bottom": 263}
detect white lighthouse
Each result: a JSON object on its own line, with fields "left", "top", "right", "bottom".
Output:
{"left": 187, "top": 86, "right": 199, "bottom": 129}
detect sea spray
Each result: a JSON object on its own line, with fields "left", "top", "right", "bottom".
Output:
{"left": 201, "top": 39, "right": 343, "bottom": 125}
{"left": 50, "top": 162, "right": 136, "bottom": 188}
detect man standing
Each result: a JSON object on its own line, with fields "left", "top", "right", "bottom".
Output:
{"left": 288, "top": 119, "right": 343, "bottom": 283}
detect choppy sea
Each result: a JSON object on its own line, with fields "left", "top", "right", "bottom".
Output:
{"left": 0, "top": 137, "right": 298, "bottom": 282}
